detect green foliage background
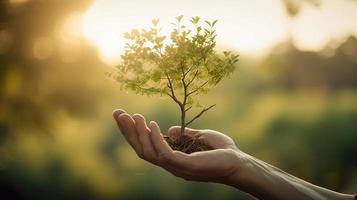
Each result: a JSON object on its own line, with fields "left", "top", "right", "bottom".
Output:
{"left": 0, "top": 0, "right": 356, "bottom": 199}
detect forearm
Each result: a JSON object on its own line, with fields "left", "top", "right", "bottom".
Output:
{"left": 228, "top": 152, "right": 354, "bottom": 200}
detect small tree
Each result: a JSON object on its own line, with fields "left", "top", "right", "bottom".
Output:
{"left": 112, "top": 16, "right": 238, "bottom": 140}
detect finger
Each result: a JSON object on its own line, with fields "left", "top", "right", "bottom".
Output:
{"left": 116, "top": 113, "right": 143, "bottom": 155}
{"left": 149, "top": 121, "right": 172, "bottom": 158}
{"left": 112, "top": 109, "right": 126, "bottom": 119}
{"left": 150, "top": 123, "right": 203, "bottom": 179}
{"left": 132, "top": 114, "right": 157, "bottom": 161}
{"left": 150, "top": 122, "right": 197, "bottom": 170}
{"left": 168, "top": 126, "right": 199, "bottom": 139}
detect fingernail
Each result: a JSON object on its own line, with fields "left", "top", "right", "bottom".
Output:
{"left": 113, "top": 109, "right": 126, "bottom": 119}
{"left": 117, "top": 113, "right": 129, "bottom": 124}
{"left": 148, "top": 121, "right": 153, "bottom": 128}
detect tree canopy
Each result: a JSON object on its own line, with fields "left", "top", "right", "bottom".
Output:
{"left": 111, "top": 16, "right": 238, "bottom": 131}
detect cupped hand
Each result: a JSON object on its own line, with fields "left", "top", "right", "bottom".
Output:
{"left": 113, "top": 109, "right": 246, "bottom": 185}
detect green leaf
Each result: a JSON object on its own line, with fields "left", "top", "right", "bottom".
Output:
{"left": 176, "top": 15, "right": 184, "bottom": 22}
{"left": 190, "top": 16, "right": 200, "bottom": 24}
{"left": 212, "top": 20, "right": 218, "bottom": 26}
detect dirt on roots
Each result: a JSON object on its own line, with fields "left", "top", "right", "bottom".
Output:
{"left": 164, "top": 135, "right": 212, "bottom": 154}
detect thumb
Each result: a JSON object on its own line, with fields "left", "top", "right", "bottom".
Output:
{"left": 168, "top": 126, "right": 199, "bottom": 139}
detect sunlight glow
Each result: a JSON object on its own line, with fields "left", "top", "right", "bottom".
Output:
{"left": 81, "top": 13, "right": 124, "bottom": 63}
{"left": 80, "top": 0, "right": 357, "bottom": 64}
{"left": 80, "top": 0, "right": 288, "bottom": 63}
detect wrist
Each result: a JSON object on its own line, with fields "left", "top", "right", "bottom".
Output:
{"left": 225, "top": 151, "right": 259, "bottom": 192}
{"left": 226, "top": 151, "right": 283, "bottom": 199}
{"left": 226, "top": 152, "right": 355, "bottom": 200}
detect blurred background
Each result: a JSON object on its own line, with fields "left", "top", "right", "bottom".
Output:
{"left": 0, "top": 0, "right": 356, "bottom": 199}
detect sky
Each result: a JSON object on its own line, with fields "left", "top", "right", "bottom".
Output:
{"left": 78, "top": 0, "right": 357, "bottom": 64}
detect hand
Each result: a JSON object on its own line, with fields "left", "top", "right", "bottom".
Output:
{"left": 113, "top": 109, "right": 355, "bottom": 200}
{"left": 112, "top": 109, "right": 246, "bottom": 185}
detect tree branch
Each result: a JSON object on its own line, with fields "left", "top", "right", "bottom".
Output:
{"left": 165, "top": 73, "right": 182, "bottom": 106}
{"left": 185, "top": 104, "right": 216, "bottom": 126}
{"left": 184, "top": 65, "right": 194, "bottom": 77}
{"left": 180, "top": 61, "right": 188, "bottom": 105}
{"left": 187, "top": 80, "right": 209, "bottom": 96}
{"left": 185, "top": 55, "right": 206, "bottom": 88}
{"left": 186, "top": 70, "right": 199, "bottom": 87}
{"left": 185, "top": 106, "right": 192, "bottom": 112}
{"left": 136, "top": 85, "right": 159, "bottom": 93}
{"left": 166, "top": 92, "right": 182, "bottom": 106}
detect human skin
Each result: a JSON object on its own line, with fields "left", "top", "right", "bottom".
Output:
{"left": 113, "top": 109, "right": 354, "bottom": 200}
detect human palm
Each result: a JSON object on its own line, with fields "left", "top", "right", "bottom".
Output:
{"left": 113, "top": 109, "right": 244, "bottom": 184}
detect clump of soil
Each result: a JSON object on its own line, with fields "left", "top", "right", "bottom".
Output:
{"left": 164, "top": 135, "right": 212, "bottom": 154}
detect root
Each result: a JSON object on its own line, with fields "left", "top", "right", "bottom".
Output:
{"left": 163, "top": 135, "right": 212, "bottom": 154}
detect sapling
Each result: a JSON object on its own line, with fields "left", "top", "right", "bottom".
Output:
{"left": 110, "top": 16, "right": 239, "bottom": 153}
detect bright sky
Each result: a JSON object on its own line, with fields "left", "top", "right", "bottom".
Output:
{"left": 79, "top": 0, "right": 357, "bottom": 64}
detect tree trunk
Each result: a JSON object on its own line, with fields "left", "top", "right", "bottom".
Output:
{"left": 180, "top": 106, "right": 185, "bottom": 137}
